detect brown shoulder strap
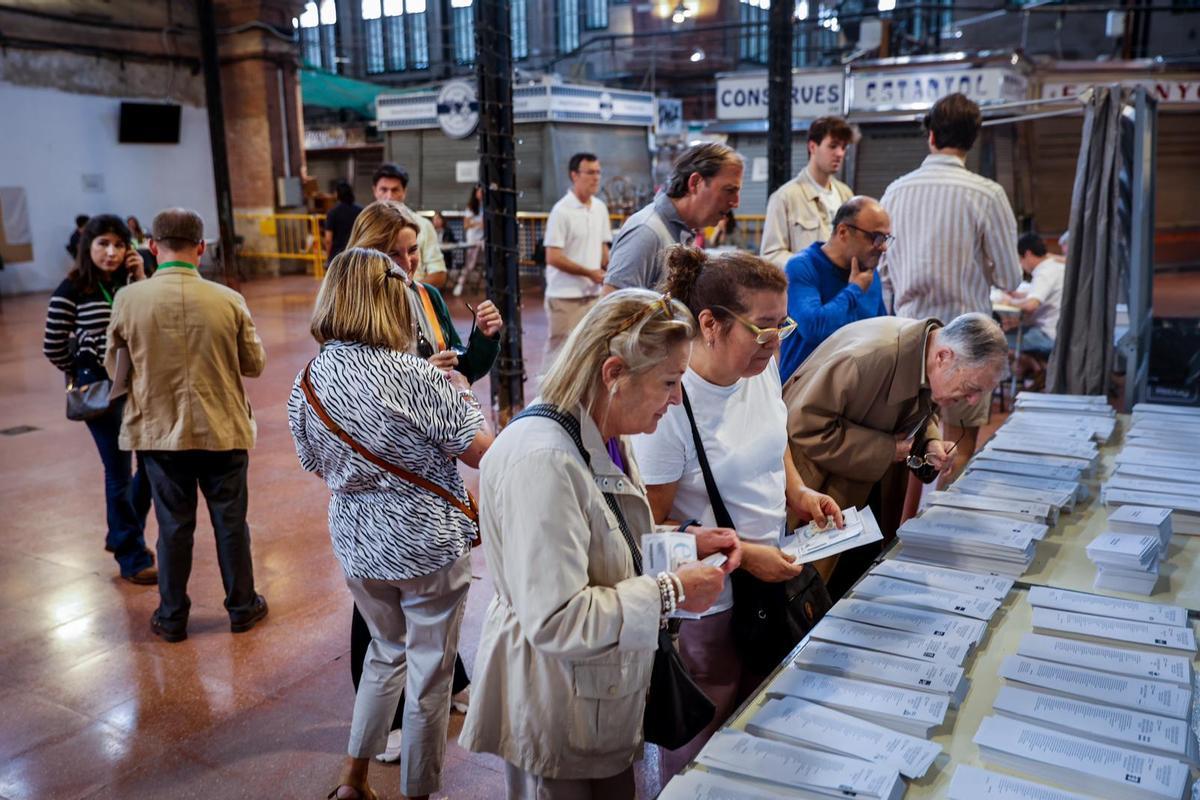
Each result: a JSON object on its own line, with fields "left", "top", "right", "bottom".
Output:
{"left": 300, "top": 361, "right": 478, "bottom": 523}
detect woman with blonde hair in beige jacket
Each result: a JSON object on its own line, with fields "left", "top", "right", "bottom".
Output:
{"left": 459, "top": 289, "right": 740, "bottom": 799}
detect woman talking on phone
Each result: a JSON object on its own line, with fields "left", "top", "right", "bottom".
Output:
{"left": 43, "top": 214, "right": 155, "bottom": 584}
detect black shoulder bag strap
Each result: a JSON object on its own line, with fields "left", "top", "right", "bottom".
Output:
{"left": 679, "top": 386, "right": 735, "bottom": 531}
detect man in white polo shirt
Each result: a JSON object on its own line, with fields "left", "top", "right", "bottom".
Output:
{"left": 542, "top": 152, "right": 611, "bottom": 366}
{"left": 1002, "top": 232, "right": 1065, "bottom": 385}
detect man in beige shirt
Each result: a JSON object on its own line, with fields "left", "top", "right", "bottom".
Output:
{"left": 782, "top": 312, "right": 1007, "bottom": 598}
{"left": 760, "top": 116, "right": 856, "bottom": 269}
{"left": 106, "top": 208, "right": 268, "bottom": 643}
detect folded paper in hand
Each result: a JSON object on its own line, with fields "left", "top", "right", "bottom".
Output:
{"left": 783, "top": 506, "right": 883, "bottom": 564}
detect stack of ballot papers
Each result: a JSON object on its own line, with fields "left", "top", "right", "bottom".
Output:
{"left": 659, "top": 770, "right": 797, "bottom": 800}
{"left": 746, "top": 696, "right": 942, "bottom": 779}
{"left": 781, "top": 506, "right": 883, "bottom": 564}
{"left": 973, "top": 715, "right": 1191, "bottom": 800}
{"left": 768, "top": 668, "right": 949, "bottom": 737}
{"left": 950, "top": 471, "right": 1078, "bottom": 512}
{"left": 695, "top": 730, "right": 907, "bottom": 800}
{"left": 1086, "top": 532, "right": 1160, "bottom": 594}
{"left": 993, "top": 685, "right": 1199, "bottom": 763}
{"left": 1103, "top": 480, "right": 1200, "bottom": 536}
{"left": 998, "top": 654, "right": 1192, "bottom": 718}
{"left": 896, "top": 511, "right": 1038, "bottom": 576}
{"left": 869, "top": 559, "right": 1015, "bottom": 599}
{"left": 808, "top": 616, "right": 971, "bottom": 667}
{"left": 790, "top": 641, "right": 970, "bottom": 706}
{"left": 975, "top": 447, "right": 1095, "bottom": 478}
{"left": 923, "top": 489, "right": 1056, "bottom": 525}
{"left": 1109, "top": 504, "right": 1174, "bottom": 549}
{"left": 849, "top": 574, "right": 1001, "bottom": 620}
{"left": 1030, "top": 607, "right": 1197, "bottom": 654}
{"left": 1016, "top": 632, "right": 1194, "bottom": 689}
{"left": 948, "top": 765, "right": 1097, "bottom": 800}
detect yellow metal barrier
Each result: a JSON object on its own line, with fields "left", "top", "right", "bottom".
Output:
{"left": 235, "top": 212, "right": 326, "bottom": 278}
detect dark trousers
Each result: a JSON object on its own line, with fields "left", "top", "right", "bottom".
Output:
{"left": 140, "top": 450, "right": 258, "bottom": 632}
{"left": 351, "top": 602, "right": 470, "bottom": 732}
{"left": 83, "top": 400, "right": 153, "bottom": 577}
{"left": 825, "top": 462, "right": 908, "bottom": 601}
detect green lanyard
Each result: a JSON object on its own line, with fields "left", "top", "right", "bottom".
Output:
{"left": 98, "top": 282, "right": 114, "bottom": 306}
{"left": 158, "top": 261, "right": 197, "bottom": 270}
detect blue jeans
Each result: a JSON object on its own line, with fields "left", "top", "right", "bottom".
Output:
{"left": 83, "top": 399, "right": 153, "bottom": 577}
{"left": 1006, "top": 326, "right": 1055, "bottom": 357}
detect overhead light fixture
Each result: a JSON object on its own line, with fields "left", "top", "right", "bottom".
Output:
{"left": 690, "top": 48, "right": 706, "bottom": 62}
{"left": 795, "top": 0, "right": 808, "bottom": 20}
{"left": 671, "top": 0, "right": 688, "bottom": 24}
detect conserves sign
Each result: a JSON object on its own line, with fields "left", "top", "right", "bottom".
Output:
{"left": 716, "top": 70, "right": 843, "bottom": 121}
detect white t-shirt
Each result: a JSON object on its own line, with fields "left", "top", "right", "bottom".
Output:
{"left": 632, "top": 363, "right": 789, "bottom": 616}
{"left": 813, "top": 176, "right": 843, "bottom": 221}
{"left": 464, "top": 208, "right": 484, "bottom": 245}
{"left": 543, "top": 191, "right": 612, "bottom": 299}
{"left": 1026, "top": 257, "right": 1065, "bottom": 340}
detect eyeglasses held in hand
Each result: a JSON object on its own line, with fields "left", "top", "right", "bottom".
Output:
{"left": 712, "top": 305, "right": 798, "bottom": 345}
{"left": 906, "top": 428, "right": 966, "bottom": 469}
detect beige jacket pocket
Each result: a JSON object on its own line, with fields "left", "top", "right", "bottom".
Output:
{"left": 566, "top": 658, "right": 652, "bottom": 755}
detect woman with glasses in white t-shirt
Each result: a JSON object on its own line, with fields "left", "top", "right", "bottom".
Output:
{"left": 632, "top": 246, "right": 843, "bottom": 782}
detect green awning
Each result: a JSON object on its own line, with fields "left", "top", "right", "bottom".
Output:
{"left": 299, "top": 68, "right": 399, "bottom": 119}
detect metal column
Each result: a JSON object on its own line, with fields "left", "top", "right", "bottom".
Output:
{"left": 475, "top": 0, "right": 525, "bottom": 422}
{"left": 767, "top": 0, "right": 793, "bottom": 195}
{"left": 196, "top": 0, "right": 239, "bottom": 285}
{"left": 1123, "top": 86, "right": 1157, "bottom": 410}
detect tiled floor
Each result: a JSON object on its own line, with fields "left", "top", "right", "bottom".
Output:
{"left": 1, "top": 268, "right": 1197, "bottom": 800}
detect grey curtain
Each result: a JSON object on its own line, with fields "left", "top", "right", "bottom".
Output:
{"left": 1046, "top": 87, "right": 1126, "bottom": 395}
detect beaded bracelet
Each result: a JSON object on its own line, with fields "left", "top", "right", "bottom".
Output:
{"left": 656, "top": 572, "right": 677, "bottom": 617}
{"left": 667, "top": 571, "right": 686, "bottom": 605}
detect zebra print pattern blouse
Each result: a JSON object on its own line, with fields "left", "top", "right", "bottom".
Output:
{"left": 287, "top": 340, "right": 484, "bottom": 581}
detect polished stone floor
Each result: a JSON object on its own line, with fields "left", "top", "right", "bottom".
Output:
{"left": 1, "top": 269, "right": 1197, "bottom": 800}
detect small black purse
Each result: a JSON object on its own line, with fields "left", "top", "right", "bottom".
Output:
{"left": 515, "top": 404, "right": 716, "bottom": 750}
{"left": 680, "top": 388, "right": 832, "bottom": 676}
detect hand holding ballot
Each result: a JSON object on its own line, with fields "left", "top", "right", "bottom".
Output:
{"left": 782, "top": 506, "right": 885, "bottom": 564}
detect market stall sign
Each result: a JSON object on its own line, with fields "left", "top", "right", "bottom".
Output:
{"left": 716, "top": 70, "right": 843, "bottom": 121}
{"left": 847, "top": 67, "right": 1028, "bottom": 113}
{"left": 1042, "top": 78, "right": 1200, "bottom": 105}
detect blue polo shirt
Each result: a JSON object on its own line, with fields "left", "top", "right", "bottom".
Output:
{"left": 780, "top": 241, "right": 888, "bottom": 381}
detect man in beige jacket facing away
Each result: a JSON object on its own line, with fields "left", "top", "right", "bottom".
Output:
{"left": 106, "top": 208, "right": 268, "bottom": 643}
{"left": 760, "top": 116, "right": 856, "bottom": 269}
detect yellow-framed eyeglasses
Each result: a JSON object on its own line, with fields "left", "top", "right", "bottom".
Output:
{"left": 713, "top": 305, "right": 797, "bottom": 344}
{"left": 615, "top": 292, "right": 675, "bottom": 334}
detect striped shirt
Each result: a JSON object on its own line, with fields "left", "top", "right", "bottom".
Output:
{"left": 43, "top": 276, "right": 131, "bottom": 373}
{"left": 287, "top": 341, "right": 483, "bottom": 581}
{"left": 879, "top": 154, "right": 1022, "bottom": 321}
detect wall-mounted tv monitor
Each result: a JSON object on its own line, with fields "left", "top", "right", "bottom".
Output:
{"left": 119, "top": 102, "right": 182, "bottom": 144}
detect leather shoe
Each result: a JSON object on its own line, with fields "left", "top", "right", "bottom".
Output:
{"left": 122, "top": 566, "right": 158, "bottom": 585}
{"left": 230, "top": 595, "right": 268, "bottom": 634}
{"left": 150, "top": 615, "right": 187, "bottom": 643}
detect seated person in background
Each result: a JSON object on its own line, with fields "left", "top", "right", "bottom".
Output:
{"left": 707, "top": 210, "right": 746, "bottom": 250}
{"left": 432, "top": 211, "right": 457, "bottom": 244}
{"left": 1002, "top": 233, "right": 1065, "bottom": 385}
{"left": 778, "top": 197, "right": 890, "bottom": 382}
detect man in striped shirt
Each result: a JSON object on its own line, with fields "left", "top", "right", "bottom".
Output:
{"left": 880, "top": 92, "right": 1021, "bottom": 480}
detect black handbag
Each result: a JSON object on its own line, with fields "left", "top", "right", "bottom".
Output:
{"left": 516, "top": 404, "right": 716, "bottom": 750}
{"left": 680, "top": 387, "right": 833, "bottom": 676}
{"left": 65, "top": 357, "right": 113, "bottom": 422}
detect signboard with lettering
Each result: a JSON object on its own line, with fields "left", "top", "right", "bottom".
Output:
{"left": 1042, "top": 77, "right": 1200, "bottom": 105}
{"left": 377, "top": 79, "right": 655, "bottom": 131}
{"left": 716, "top": 70, "right": 843, "bottom": 121}
{"left": 656, "top": 98, "right": 684, "bottom": 137}
{"left": 847, "top": 67, "right": 1028, "bottom": 112}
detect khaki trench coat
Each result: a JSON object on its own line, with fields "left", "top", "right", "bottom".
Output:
{"left": 760, "top": 170, "right": 854, "bottom": 269}
{"left": 782, "top": 316, "right": 942, "bottom": 510}
{"left": 459, "top": 404, "right": 661, "bottom": 780}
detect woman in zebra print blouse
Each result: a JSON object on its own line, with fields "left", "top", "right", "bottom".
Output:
{"left": 288, "top": 248, "right": 494, "bottom": 800}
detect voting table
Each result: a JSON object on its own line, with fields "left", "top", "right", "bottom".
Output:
{"left": 669, "top": 413, "right": 1200, "bottom": 799}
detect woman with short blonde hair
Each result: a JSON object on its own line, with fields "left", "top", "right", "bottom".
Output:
{"left": 460, "top": 289, "right": 739, "bottom": 800}
{"left": 289, "top": 247, "right": 494, "bottom": 800}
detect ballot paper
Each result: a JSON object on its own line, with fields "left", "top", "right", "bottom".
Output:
{"left": 985, "top": 434, "right": 1099, "bottom": 461}
{"left": 973, "top": 715, "right": 1190, "bottom": 800}
{"left": 1031, "top": 607, "right": 1198, "bottom": 653}
{"left": 924, "top": 487, "right": 1056, "bottom": 525}
{"left": 1126, "top": 433, "right": 1200, "bottom": 455}
{"left": 696, "top": 729, "right": 906, "bottom": 800}
{"left": 1102, "top": 487, "right": 1200, "bottom": 536}
{"left": 965, "top": 469, "right": 1086, "bottom": 502}
{"left": 1107, "top": 474, "right": 1200, "bottom": 498}
{"left": 1135, "top": 402, "right": 1200, "bottom": 418}
{"left": 993, "top": 685, "right": 1197, "bottom": 762}
{"left": 827, "top": 597, "right": 986, "bottom": 648}
{"left": 972, "top": 456, "right": 1084, "bottom": 484}
{"left": 912, "top": 506, "right": 1050, "bottom": 542}
{"left": 979, "top": 446, "right": 1096, "bottom": 473}
{"left": 947, "top": 765, "right": 1096, "bottom": 800}
{"left": 870, "top": 558, "right": 1015, "bottom": 600}
{"left": 951, "top": 475, "right": 1076, "bottom": 513}
{"left": 1114, "top": 462, "right": 1200, "bottom": 489}
{"left": 1028, "top": 587, "right": 1187, "bottom": 627}
{"left": 1115, "top": 448, "right": 1200, "bottom": 471}
{"left": 896, "top": 516, "right": 1036, "bottom": 577}
{"left": 1016, "top": 633, "right": 1194, "bottom": 687}
{"left": 810, "top": 615, "right": 969, "bottom": 665}
{"left": 1095, "top": 565, "right": 1160, "bottom": 596}
{"left": 658, "top": 770, "right": 797, "bottom": 800}
{"left": 768, "top": 668, "right": 949, "bottom": 737}
{"left": 852, "top": 574, "right": 1002, "bottom": 620}
{"left": 643, "top": 530, "right": 697, "bottom": 573}
{"left": 1108, "top": 504, "right": 1177, "bottom": 547}
{"left": 1086, "top": 532, "right": 1161, "bottom": 569}
{"left": 748, "top": 696, "right": 942, "bottom": 779}
{"left": 789, "top": 641, "right": 968, "bottom": 702}
{"left": 998, "top": 655, "right": 1192, "bottom": 719}
{"left": 782, "top": 506, "right": 884, "bottom": 564}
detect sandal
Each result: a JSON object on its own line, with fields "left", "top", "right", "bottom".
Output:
{"left": 326, "top": 784, "right": 379, "bottom": 800}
